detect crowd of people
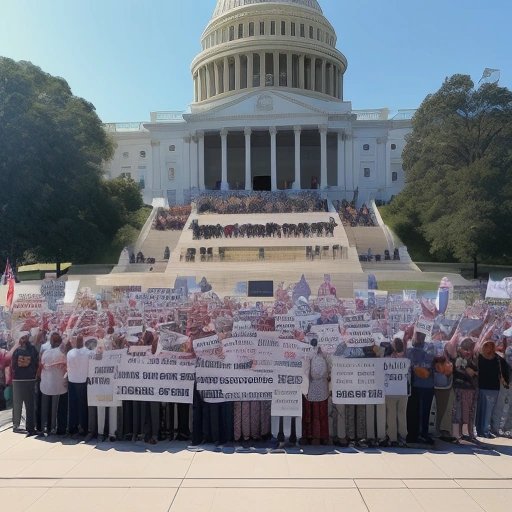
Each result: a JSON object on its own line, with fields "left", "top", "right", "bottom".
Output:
{"left": 190, "top": 218, "right": 338, "bottom": 240}
{"left": 335, "top": 200, "right": 375, "bottom": 227}
{"left": 153, "top": 206, "right": 191, "bottom": 231}
{"left": 195, "top": 191, "right": 328, "bottom": 215}
{"left": 1, "top": 280, "right": 512, "bottom": 450}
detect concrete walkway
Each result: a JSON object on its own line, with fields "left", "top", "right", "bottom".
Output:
{"left": 1, "top": 410, "right": 512, "bottom": 512}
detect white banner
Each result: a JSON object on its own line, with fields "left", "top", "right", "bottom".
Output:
{"left": 331, "top": 358, "right": 385, "bottom": 404}
{"left": 114, "top": 350, "right": 196, "bottom": 403}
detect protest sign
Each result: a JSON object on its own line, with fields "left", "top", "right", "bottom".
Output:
{"left": 331, "top": 357, "right": 385, "bottom": 404}
{"left": 87, "top": 349, "right": 124, "bottom": 407}
{"left": 382, "top": 358, "right": 410, "bottom": 396}
{"left": 114, "top": 350, "right": 195, "bottom": 403}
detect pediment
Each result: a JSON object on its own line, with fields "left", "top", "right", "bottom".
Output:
{"left": 186, "top": 90, "right": 328, "bottom": 120}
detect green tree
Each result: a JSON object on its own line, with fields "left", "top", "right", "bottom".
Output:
{"left": 0, "top": 58, "right": 121, "bottom": 265}
{"left": 384, "top": 74, "right": 512, "bottom": 268}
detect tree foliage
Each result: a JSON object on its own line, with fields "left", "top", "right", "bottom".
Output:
{"left": 0, "top": 58, "right": 145, "bottom": 266}
{"left": 385, "top": 74, "right": 512, "bottom": 263}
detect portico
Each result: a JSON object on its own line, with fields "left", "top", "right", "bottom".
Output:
{"left": 196, "top": 125, "right": 344, "bottom": 191}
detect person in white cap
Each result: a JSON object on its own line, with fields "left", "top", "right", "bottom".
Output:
{"left": 11, "top": 332, "right": 39, "bottom": 435}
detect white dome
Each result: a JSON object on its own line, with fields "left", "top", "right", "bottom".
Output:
{"left": 212, "top": 0, "right": 323, "bottom": 18}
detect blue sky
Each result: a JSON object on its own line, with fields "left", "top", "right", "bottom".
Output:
{"left": 0, "top": 0, "right": 509, "bottom": 122}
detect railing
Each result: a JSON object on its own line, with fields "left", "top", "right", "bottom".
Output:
{"left": 353, "top": 109, "right": 390, "bottom": 120}
{"left": 392, "top": 109, "right": 417, "bottom": 120}
{"left": 104, "top": 122, "right": 145, "bottom": 132}
{"left": 150, "top": 111, "right": 186, "bottom": 123}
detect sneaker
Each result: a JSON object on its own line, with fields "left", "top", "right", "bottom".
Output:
{"left": 356, "top": 438, "right": 368, "bottom": 448}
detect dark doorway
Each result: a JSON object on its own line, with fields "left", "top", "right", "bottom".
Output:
{"left": 253, "top": 175, "right": 271, "bottom": 191}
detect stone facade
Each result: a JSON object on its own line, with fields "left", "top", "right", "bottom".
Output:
{"left": 103, "top": 0, "right": 413, "bottom": 206}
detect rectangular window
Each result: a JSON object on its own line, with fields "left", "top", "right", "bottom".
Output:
{"left": 309, "top": 26, "right": 314, "bottom": 38}
{"left": 317, "top": 28, "right": 321, "bottom": 40}
{"left": 238, "top": 23, "right": 243, "bottom": 39}
{"left": 270, "top": 21, "right": 275, "bottom": 35}
{"left": 229, "top": 26, "right": 234, "bottom": 41}
{"left": 260, "top": 21, "right": 265, "bottom": 35}
{"left": 300, "top": 24, "right": 305, "bottom": 37}
{"left": 281, "top": 21, "right": 286, "bottom": 35}
{"left": 364, "top": 168, "right": 371, "bottom": 178}
{"left": 168, "top": 167, "right": 175, "bottom": 181}
{"left": 392, "top": 171, "right": 398, "bottom": 182}
{"left": 249, "top": 22, "right": 254, "bottom": 36}
{"left": 291, "top": 22, "right": 295, "bottom": 36}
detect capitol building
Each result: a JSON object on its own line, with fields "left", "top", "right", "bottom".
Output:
{"left": 104, "top": 0, "right": 414, "bottom": 206}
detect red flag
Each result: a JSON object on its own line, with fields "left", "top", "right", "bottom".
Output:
{"left": 2, "top": 259, "right": 15, "bottom": 309}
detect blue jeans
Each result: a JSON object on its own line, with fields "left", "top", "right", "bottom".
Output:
{"left": 476, "top": 389, "right": 499, "bottom": 436}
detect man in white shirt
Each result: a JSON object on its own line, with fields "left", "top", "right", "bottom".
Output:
{"left": 67, "top": 335, "right": 91, "bottom": 437}
{"left": 40, "top": 333, "right": 67, "bottom": 435}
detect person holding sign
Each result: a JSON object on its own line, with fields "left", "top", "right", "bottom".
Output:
{"left": 384, "top": 332, "right": 409, "bottom": 447}
{"left": 475, "top": 339, "right": 509, "bottom": 438}
{"left": 406, "top": 329, "right": 435, "bottom": 445}
{"left": 301, "top": 338, "right": 329, "bottom": 445}
{"left": 67, "top": 335, "right": 91, "bottom": 437}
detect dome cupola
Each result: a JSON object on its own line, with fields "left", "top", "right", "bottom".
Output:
{"left": 191, "top": 0, "right": 347, "bottom": 104}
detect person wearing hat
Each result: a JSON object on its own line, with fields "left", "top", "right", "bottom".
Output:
{"left": 11, "top": 332, "right": 39, "bottom": 435}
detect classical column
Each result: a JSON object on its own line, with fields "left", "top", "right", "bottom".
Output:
{"left": 244, "top": 127, "right": 252, "bottom": 190}
{"left": 344, "top": 131, "right": 354, "bottom": 197}
{"left": 183, "top": 134, "right": 192, "bottom": 191}
{"left": 247, "top": 52, "right": 253, "bottom": 88}
{"left": 320, "top": 59, "right": 326, "bottom": 94}
{"left": 190, "top": 133, "right": 199, "bottom": 189}
{"left": 197, "top": 131, "right": 205, "bottom": 190}
{"left": 235, "top": 54, "right": 241, "bottom": 90}
{"left": 259, "top": 52, "right": 265, "bottom": 86}
{"left": 223, "top": 56, "right": 229, "bottom": 93}
{"left": 270, "top": 126, "right": 277, "bottom": 191}
{"left": 293, "top": 126, "right": 301, "bottom": 190}
{"left": 328, "top": 63, "right": 334, "bottom": 96}
{"left": 194, "top": 75, "right": 198, "bottom": 102}
{"left": 337, "top": 130, "right": 345, "bottom": 189}
{"left": 214, "top": 61, "right": 220, "bottom": 96}
{"left": 273, "top": 51, "right": 279, "bottom": 86}
{"left": 220, "top": 128, "right": 229, "bottom": 190}
{"left": 299, "top": 54, "right": 305, "bottom": 89}
{"left": 319, "top": 125, "right": 328, "bottom": 189}
{"left": 151, "top": 140, "right": 162, "bottom": 197}
{"left": 197, "top": 69, "right": 203, "bottom": 101}
{"left": 286, "top": 52, "right": 293, "bottom": 87}
{"left": 310, "top": 57, "right": 316, "bottom": 91}
{"left": 205, "top": 64, "right": 211, "bottom": 99}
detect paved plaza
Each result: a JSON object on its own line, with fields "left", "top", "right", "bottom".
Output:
{"left": 1, "top": 410, "right": 512, "bottom": 512}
